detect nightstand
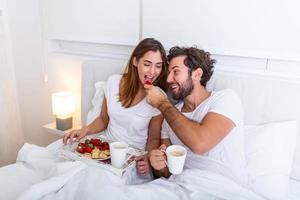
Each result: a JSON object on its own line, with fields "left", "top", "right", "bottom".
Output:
{"left": 43, "top": 122, "right": 82, "bottom": 136}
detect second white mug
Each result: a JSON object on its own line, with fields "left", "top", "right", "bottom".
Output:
{"left": 166, "top": 145, "right": 187, "bottom": 175}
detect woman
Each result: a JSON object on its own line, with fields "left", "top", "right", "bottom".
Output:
{"left": 63, "top": 38, "right": 168, "bottom": 177}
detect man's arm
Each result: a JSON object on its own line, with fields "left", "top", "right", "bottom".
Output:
{"left": 144, "top": 85, "right": 235, "bottom": 155}
{"left": 158, "top": 99, "right": 235, "bottom": 154}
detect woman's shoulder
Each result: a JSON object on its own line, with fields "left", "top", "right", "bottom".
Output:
{"left": 105, "top": 74, "right": 122, "bottom": 96}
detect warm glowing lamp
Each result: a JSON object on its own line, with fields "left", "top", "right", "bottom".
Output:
{"left": 52, "top": 91, "right": 75, "bottom": 131}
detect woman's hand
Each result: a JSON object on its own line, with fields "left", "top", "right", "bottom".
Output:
{"left": 149, "top": 144, "right": 167, "bottom": 171}
{"left": 63, "top": 127, "right": 89, "bottom": 145}
{"left": 135, "top": 155, "right": 150, "bottom": 177}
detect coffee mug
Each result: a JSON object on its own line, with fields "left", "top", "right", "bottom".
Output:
{"left": 165, "top": 145, "right": 187, "bottom": 174}
{"left": 109, "top": 141, "right": 129, "bottom": 168}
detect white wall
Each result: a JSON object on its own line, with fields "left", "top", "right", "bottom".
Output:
{"left": 5, "top": 0, "right": 73, "bottom": 148}
{"left": 42, "top": 0, "right": 140, "bottom": 45}
{"left": 143, "top": 0, "right": 300, "bottom": 61}
{"left": 0, "top": 0, "right": 23, "bottom": 166}
{"left": 42, "top": 0, "right": 300, "bottom": 78}
{"left": 3, "top": 0, "right": 100, "bottom": 160}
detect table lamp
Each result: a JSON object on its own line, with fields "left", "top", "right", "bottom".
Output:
{"left": 52, "top": 91, "right": 75, "bottom": 131}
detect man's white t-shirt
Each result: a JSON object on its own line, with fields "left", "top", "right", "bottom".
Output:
{"left": 104, "top": 74, "right": 160, "bottom": 150}
{"left": 161, "top": 89, "right": 248, "bottom": 185}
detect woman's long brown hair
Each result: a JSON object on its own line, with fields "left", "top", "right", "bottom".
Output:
{"left": 119, "top": 38, "right": 168, "bottom": 108}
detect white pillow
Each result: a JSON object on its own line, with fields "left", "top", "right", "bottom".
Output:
{"left": 245, "top": 120, "right": 298, "bottom": 200}
{"left": 86, "top": 81, "right": 106, "bottom": 125}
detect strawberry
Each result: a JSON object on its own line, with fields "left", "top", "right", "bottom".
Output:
{"left": 84, "top": 146, "right": 93, "bottom": 153}
{"left": 76, "top": 145, "right": 85, "bottom": 154}
{"left": 78, "top": 142, "right": 86, "bottom": 147}
{"left": 102, "top": 142, "right": 109, "bottom": 150}
{"left": 90, "top": 138, "right": 101, "bottom": 146}
{"left": 144, "top": 80, "right": 152, "bottom": 85}
{"left": 98, "top": 145, "right": 104, "bottom": 151}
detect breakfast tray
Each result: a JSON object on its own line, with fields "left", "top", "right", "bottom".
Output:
{"left": 57, "top": 135, "right": 146, "bottom": 177}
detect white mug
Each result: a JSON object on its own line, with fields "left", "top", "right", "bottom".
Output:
{"left": 109, "top": 142, "right": 129, "bottom": 168}
{"left": 166, "top": 145, "right": 187, "bottom": 175}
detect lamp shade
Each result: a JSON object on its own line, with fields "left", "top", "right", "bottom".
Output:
{"left": 52, "top": 91, "right": 75, "bottom": 117}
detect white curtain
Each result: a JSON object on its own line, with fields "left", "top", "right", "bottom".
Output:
{"left": 0, "top": 7, "right": 24, "bottom": 166}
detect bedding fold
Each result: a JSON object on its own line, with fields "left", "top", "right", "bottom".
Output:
{"left": 14, "top": 143, "right": 265, "bottom": 200}
{"left": 16, "top": 143, "right": 87, "bottom": 200}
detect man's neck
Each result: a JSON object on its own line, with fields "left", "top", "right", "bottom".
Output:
{"left": 182, "top": 85, "right": 211, "bottom": 112}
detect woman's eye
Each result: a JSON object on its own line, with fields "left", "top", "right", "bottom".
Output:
{"left": 144, "top": 64, "right": 151, "bottom": 67}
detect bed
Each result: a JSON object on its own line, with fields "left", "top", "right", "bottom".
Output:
{"left": 1, "top": 59, "right": 300, "bottom": 200}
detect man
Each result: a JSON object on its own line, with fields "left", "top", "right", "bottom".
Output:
{"left": 145, "top": 46, "right": 248, "bottom": 185}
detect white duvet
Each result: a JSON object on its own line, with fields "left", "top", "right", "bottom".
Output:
{"left": 10, "top": 143, "right": 265, "bottom": 200}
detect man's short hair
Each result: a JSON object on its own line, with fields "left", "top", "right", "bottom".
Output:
{"left": 167, "top": 46, "right": 216, "bottom": 87}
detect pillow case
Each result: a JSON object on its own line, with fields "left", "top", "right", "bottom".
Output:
{"left": 86, "top": 81, "right": 106, "bottom": 125}
{"left": 244, "top": 120, "right": 298, "bottom": 200}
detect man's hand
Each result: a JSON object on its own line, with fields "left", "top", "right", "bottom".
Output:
{"left": 144, "top": 85, "right": 167, "bottom": 108}
{"left": 149, "top": 144, "right": 167, "bottom": 171}
{"left": 134, "top": 155, "right": 150, "bottom": 176}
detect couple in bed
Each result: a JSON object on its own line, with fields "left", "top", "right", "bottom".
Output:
{"left": 62, "top": 38, "right": 253, "bottom": 199}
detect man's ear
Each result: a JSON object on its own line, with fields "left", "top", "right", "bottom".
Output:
{"left": 192, "top": 68, "right": 203, "bottom": 81}
{"left": 133, "top": 57, "right": 138, "bottom": 67}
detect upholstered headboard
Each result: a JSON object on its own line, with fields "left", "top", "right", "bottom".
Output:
{"left": 207, "top": 71, "right": 300, "bottom": 126}
{"left": 81, "top": 60, "right": 300, "bottom": 178}
{"left": 81, "top": 59, "right": 127, "bottom": 124}
{"left": 207, "top": 71, "right": 300, "bottom": 179}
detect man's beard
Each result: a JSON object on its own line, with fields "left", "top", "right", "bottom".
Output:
{"left": 171, "top": 77, "right": 194, "bottom": 100}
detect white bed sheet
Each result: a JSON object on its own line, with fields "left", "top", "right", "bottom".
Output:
{"left": 1, "top": 139, "right": 300, "bottom": 200}
{"left": 289, "top": 178, "right": 300, "bottom": 200}
{"left": 0, "top": 162, "right": 41, "bottom": 200}
{"left": 0, "top": 140, "right": 64, "bottom": 200}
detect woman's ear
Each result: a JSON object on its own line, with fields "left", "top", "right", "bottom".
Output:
{"left": 133, "top": 57, "right": 138, "bottom": 67}
{"left": 192, "top": 68, "right": 203, "bottom": 81}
